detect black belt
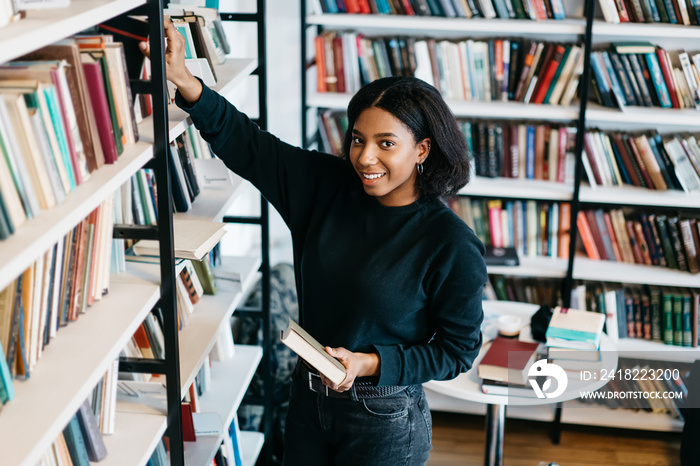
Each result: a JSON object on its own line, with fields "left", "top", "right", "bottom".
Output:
{"left": 297, "top": 362, "right": 406, "bottom": 400}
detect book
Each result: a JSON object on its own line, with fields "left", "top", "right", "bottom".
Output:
{"left": 545, "top": 306, "right": 606, "bottom": 350}
{"left": 280, "top": 319, "right": 347, "bottom": 385}
{"left": 483, "top": 246, "right": 520, "bottom": 266}
{"left": 476, "top": 336, "right": 540, "bottom": 385}
{"left": 131, "top": 219, "right": 226, "bottom": 261}
{"left": 76, "top": 398, "right": 108, "bottom": 461}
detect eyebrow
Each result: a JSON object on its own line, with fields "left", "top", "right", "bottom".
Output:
{"left": 352, "top": 130, "right": 399, "bottom": 138}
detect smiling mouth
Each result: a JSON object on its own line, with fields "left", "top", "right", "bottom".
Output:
{"left": 362, "top": 173, "right": 386, "bottom": 180}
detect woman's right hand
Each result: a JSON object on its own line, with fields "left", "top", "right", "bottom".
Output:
{"left": 139, "top": 18, "right": 203, "bottom": 104}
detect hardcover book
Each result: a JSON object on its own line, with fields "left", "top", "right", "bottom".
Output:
{"left": 280, "top": 319, "right": 347, "bottom": 385}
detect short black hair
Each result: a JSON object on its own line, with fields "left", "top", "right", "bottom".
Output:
{"left": 341, "top": 76, "right": 471, "bottom": 199}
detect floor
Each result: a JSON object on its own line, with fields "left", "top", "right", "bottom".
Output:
{"left": 427, "top": 411, "right": 682, "bottom": 466}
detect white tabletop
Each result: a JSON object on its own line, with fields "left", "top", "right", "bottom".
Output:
{"left": 424, "top": 301, "right": 618, "bottom": 406}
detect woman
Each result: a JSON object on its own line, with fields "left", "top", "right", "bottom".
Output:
{"left": 142, "top": 20, "right": 487, "bottom": 466}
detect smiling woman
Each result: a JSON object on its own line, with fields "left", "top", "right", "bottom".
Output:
{"left": 155, "top": 19, "right": 487, "bottom": 465}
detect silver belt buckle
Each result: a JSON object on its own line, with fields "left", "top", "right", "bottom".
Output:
{"left": 308, "top": 371, "right": 329, "bottom": 396}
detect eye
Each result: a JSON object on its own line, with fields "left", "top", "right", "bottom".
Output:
{"left": 380, "top": 140, "right": 395, "bottom": 148}
{"left": 351, "top": 136, "right": 363, "bottom": 145}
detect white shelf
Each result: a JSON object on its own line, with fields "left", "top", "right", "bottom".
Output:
{"left": 0, "top": 274, "right": 160, "bottom": 466}
{"left": 100, "top": 410, "right": 168, "bottom": 466}
{"left": 616, "top": 338, "right": 700, "bottom": 363}
{"left": 174, "top": 174, "right": 245, "bottom": 222}
{"left": 138, "top": 58, "right": 258, "bottom": 143}
{"left": 179, "top": 255, "right": 262, "bottom": 392}
{"left": 460, "top": 177, "right": 573, "bottom": 201}
{"left": 183, "top": 345, "right": 263, "bottom": 466}
{"left": 561, "top": 400, "right": 684, "bottom": 432}
{"left": 241, "top": 431, "right": 265, "bottom": 466}
{"left": 573, "top": 256, "right": 700, "bottom": 288}
{"left": 0, "top": 0, "right": 146, "bottom": 64}
{"left": 586, "top": 103, "right": 700, "bottom": 128}
{"left": 306, "top": 14, "right": 586, "bottom": 35}
{"left": 0, "top": 141, "right": 153, "bottom": 292}
{"left": 488, "top": 255, "right": 568, "bottom": 278}
{"left": 592, "top": 20, "right": 700, "bottom": 40}
{"left": 579, "top": 184, "right": 700, "bottom": 209}
{"left": 307, "top": 90, "right": 580, "bottom": 121}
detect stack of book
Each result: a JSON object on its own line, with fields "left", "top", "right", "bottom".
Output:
{"left": 315, "top": 32, "right": 585, "bottom": 108}
{"left": 577, "top": 208, "right": 700, "bottom": 275}
{"left": 590, "top": 43, "right": 700, "bottom": 111}
{"left": 598, "top": 0, "right": 700, "bottom": 25}
{"left": 477, "top": 336, "right": 542, "bottom": 397}
{"left": 545, "top": 306, "right": 606, "bottom": 378}
{"left": 309, "top": 0, "right": 570, "bottom": 20}
{"left": 581, "top": 129, "right": 700, "bottom": 193}
{"left": 452, "top": 197, "right": 571, "bottom": 259}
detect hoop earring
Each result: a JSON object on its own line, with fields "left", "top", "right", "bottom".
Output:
{"left": 417, "top": 163, "right": 424, "bottom": 175}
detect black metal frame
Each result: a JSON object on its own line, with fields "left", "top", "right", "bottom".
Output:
{"left": 220, "top": 2, "right": 274, "bottom": 465}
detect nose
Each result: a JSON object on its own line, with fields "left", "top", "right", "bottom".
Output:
{"left": 357, "top": 145, "right": 379, "bottom": 167}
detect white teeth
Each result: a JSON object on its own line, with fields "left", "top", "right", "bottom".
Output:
{"left": 363, "top": 173, "right": 385, "bottom": 180}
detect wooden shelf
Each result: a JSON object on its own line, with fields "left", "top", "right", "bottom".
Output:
{"left": 241, "top": 431, "right": 265, "bottom": 466}
{"left": 0, "top": 0, "right": 146, "bottom": 64}
{"left": 488, "top": 256, "right": 568, "bottom": 278}
{"left": 179, "top": 255, "right": 262, "bottom": 392}
{"left": 573, "top": 256, "right": 700, "bottom": 288}
{"left": 592, "top": 20, "right": 700, "bottom": 40}
{"left": 100, "top": 410, "right": 168, "bottom": 466}
{"left": 138, "top": 59, "right": 258, "bottom": 143}
{"left": 579, "top": 184, "right": 700, "bottom": 209}
{"left": 0, "top": 141, "right": 153, "bottom": 292}
{"left": 174, "top": 174, "right": 245, "bottom": 222}
{"left": 586, "top": 103, "right": 700, "bottom": 128}
{"left": 307, "top": 90, "right": 580, "bottom": 121}
{"left": 306, "top": 14, "right": 586, "bottom": 36}
{"left": 183, "top": 345, "right": 263, "bottom": 466}
{"left": 460, "top": 177, "right": 573, "bottom": 201}
{"left": 0, "top": 273, "right": 159, "bottom": 466}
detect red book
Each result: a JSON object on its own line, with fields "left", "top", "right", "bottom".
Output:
{"left": 625, "top": 220, "right": 644, "bottom": 264}
{"left": 332, "top": 36, "right": 345, "bottom": 94}
{"left": 532, "top": 45, "right": 567, "bottom": 104}
{"left": 81, "top": 61, "right": 118, "bottom": 163}
{"left": 614, "top": 0, "right": 630, "bottom": 21}
{"left": 603, "top": 212, "right": 623, "bottom": 261}
{"left": 655, "top": 48, "right": 680, "bottom": 108}
{"left": 577, "top": 211, "right": 601, "bottom": 260}
{"left": 400, "top": 0, "right": 415, "bottom": 15}
{"left": 624, "top": 134, "right": 655, "bottom": 188}
{"left": 314, "top": 36, "right": 326, "bottom": 93}
{"left": 611, "top": 133, "right": 641, "bottom": 187}
{"left": 477, "top": 337, "right": 540, "bottom": 386}
{"left": 344, "top": 0, "right": 361, "bottom": 13}
{"left": 181, "top": 403, "right": 196, "bottom": 442}
{"left": 357, "top": 0, "right": 371, "bottom": 13}
{"left": 582, "top": 133, "right": 604, "bottom": 186}
{"left": 556, "top": 126, "right": 567, "bottom": 183}
{"left": 586, "top": 210, "right": 609, "bottom": 260}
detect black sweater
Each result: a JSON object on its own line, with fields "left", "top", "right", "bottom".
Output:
{"left": 177, "top": 85, "right": 487, "bottom": 387}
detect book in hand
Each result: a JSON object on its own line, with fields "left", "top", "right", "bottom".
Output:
{"left": 280, "top": 319, "right": 347, "bottom": 386}
{"left": 545, "top": 306, "right": 606, "bottom": 351}
{"left": 476, "top": 337, "right": 540, "bottom": 386}
{"left": 483, "top": 246, "right": 519, "bottom": 266}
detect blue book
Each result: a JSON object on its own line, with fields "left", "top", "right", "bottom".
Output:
{"left": 323, "top": 0, "right": 338, "bottom": 13}
{"left": 505, "top": 201, "right": 514, "bottom": 248}
{"left": 589, "top": 52, "right": 615, "bottom": 107}
{"left": 376, "top": 0, "right": 392, "bottom": 14}
{"left": 0, "top": 342, "right": 14, "bottom": 404}
{"left": 600, "top": 51, "right": 627, "bottom": 107}
{"left": 662, "top": 0, "right": 678, "bottom": 23}
{"left": 63, "top": 415, "right": 91, "bottom": 466}
{"left": 526, "top": 126, "right": 536, "bottom": 179}
{"left": 645, "top": 0, "right": 662, "bottom": 22}
{"left": 644, "top": 53, "right": 672, "bottom": 108}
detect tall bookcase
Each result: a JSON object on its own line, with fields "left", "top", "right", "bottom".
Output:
{"left": 0, "top": 1, "right": 268, "bottom": 465}
{"left": 300, "top": 0, "right": 700, "bottom": 437}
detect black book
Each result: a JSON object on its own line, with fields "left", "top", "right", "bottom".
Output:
{"left": 508, "top": 41, "right": 522, "bottom": 100}
{"left": 484, "top": 246, "right": 520, "bottom": 266}
{"left": 647, "top": 134, "right": 680, "bottom": 190}
{"left": 667, "top": 217, "right": 689, "bottom": 272}
{"left": 640, "top": 213, "right": 661, "bottom": 266}
{"left": 636, "top": 55, "right": 661, "bottom": 107}
{"left": 410, "top": 0, "right": 431, "bottom": 15}
{"left": 655, "top": 215, "right": 679, "bottom": 269}
{"left": 609, "top": 52, "right": 638, "bottom": 106}
{"left": 175, "top": 135, "right": 200, "bottom": 201}
{"left": 626, "top": 54, "right": 654, "bottom": 107}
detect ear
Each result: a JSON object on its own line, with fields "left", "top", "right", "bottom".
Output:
{"left": 417, "top": 138, "right": 431, "bottom": 164}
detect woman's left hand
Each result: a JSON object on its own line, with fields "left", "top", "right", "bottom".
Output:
{"left": 319, "top": 347, "right": 380, "bottom": 393}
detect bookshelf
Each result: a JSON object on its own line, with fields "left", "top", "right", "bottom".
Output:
{"left": 0, "top": 1, "right": 267, "bottom": 465}
{"left": 300, "top": 0, "right": 699, "bottom": 436}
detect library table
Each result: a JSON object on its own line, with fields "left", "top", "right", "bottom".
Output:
{"left": 424, "top": 302, "right": 617, "bottom": 466}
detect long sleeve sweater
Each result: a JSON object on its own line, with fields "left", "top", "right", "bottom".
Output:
{"left": 177, "top": 85, "right": 487, "bottom": 387}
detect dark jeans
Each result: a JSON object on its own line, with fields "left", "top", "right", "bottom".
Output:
{"left": 283, "top": 365, "right": 432, "bottom": 466}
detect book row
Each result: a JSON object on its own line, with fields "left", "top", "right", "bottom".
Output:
{"left": 571, "top": 282, "right": 699, "bottom": 347}
{"left": 484, "top": 275, "right": 562, "bottom": 306}
{"left": 579, "top": 357, "right": 693, "bottom": 420}
{"left": 0, "top": 196, "right": 119, "bottom": 402}
{"left": 0, "top": 36, "right": 143, "bottom": 241}
{"left": 315, "top": 32, "right": 585, "bottom": 107}
{"left": 576, "top": 208, "right": 700, "bottom": 274}
{"left": 451, "top": 197, "right": 571, "bottom": 259}
{"left": 598, "top": 0, "right": 700, "bottom": 25}
{"left": 582, "top": 130, "right": 700, "bottom": 194}
{"left": 318, "top": 111, "right": 578, "bottom": 183}
{"left": 310, "top": 0, "right": 569, "bottom": 19}
{"left": 590, "top": 43, "right": 700, "bottom": 111}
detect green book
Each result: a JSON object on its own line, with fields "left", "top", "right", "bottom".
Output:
{"left": 192, "top": 257, "right": 217, "bottom": 295}
{"left": 542, "top": 46, "right": 571, "bottom": 104}
{"left": 662, "top": 291, "right": 674, "bottom": 345}
{"left": 96, "top": 54, "right": 123, "bottom": 155}
{"left": 63, "top": 415, "right": 90, "bottom": 466}
{"left": 673, "top": 292, "right": 683, "bottom": 346}
{"left": 649, "top": 287, "right": 663, "bottom": 342}
{"left": 0, "top": 189, "right": 13, "bottom": 239}
{"left": 682, "top": 292, "right": 693, "bottom": 347}
{"left": 43, "top": 85, "right": 76, "bottom": 190}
